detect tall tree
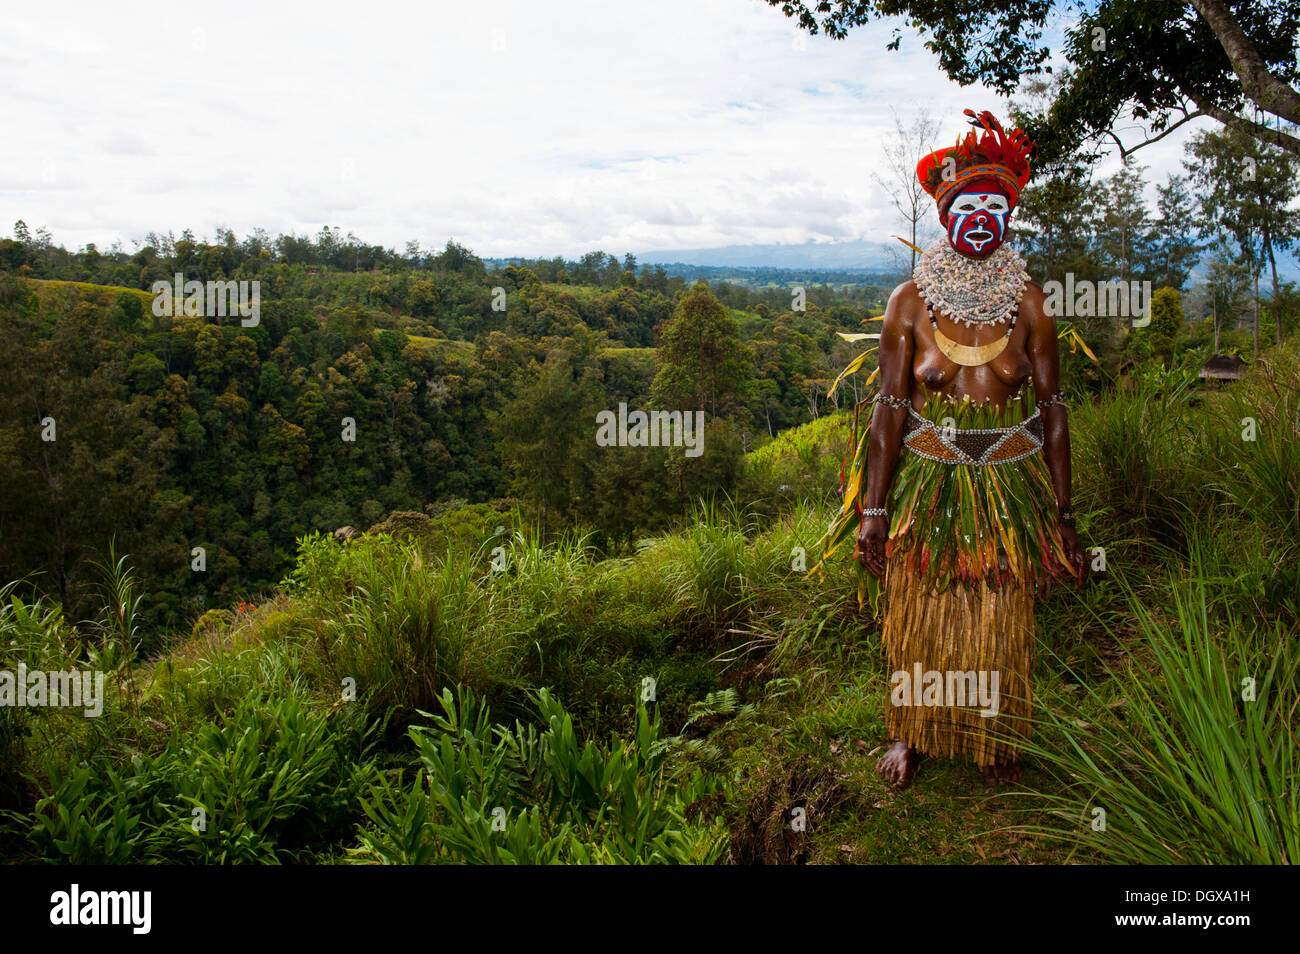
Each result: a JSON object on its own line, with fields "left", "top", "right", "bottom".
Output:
{"left": 650, "top": 283, "right": 753, "bottom": 420}
{"left": 492, "top": 344, "right": 604, "bottom": 530}
{"left": 1185, "top": 123, "right": 1300, "bottom": 351}
{"left": 1149, "top": 174, "right": 1204, "bottom": 290}
{"left": 1095, "top": 164, "right": 1154, "bottom": 284}
{"left": 1013, "top": 164, "right": 1101, "bottom": 285}
{"left": 1196, "top": 242, "right": 1252, "bottom": 350}
{"left": 875, "top": 107, "right": 942, "bottom": 271}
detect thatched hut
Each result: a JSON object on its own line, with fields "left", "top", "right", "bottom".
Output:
{"left": 1198, "top": 354, "right": 1247, "bottom": 383}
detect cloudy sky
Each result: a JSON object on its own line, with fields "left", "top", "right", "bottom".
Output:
{"left": 2, "top": 0, "right": 1212, "bottom": 259}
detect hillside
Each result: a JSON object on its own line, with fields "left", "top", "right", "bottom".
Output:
{"left": 3, "top": 346, "right": 1296, "bottom": 864}
{"left": 0, "top": 265, "right": 879, "bottom": 640}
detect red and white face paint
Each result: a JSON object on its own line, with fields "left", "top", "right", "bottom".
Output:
{"left": 945, "top": 189, "right": 1011, "bottom": 256}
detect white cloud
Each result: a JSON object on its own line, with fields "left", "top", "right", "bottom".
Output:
{"left": 0, "top": 0, "right": 1204, "bottom": 259}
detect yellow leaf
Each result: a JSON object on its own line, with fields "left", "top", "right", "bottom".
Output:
{"left": 828, "top": 351, "right": 879, "bottom": 400}
{"left": 891, "top": 235, "right": 923, "bottom": 256}
{"left": 1056, "top": 323, "right": 1099, "bottom": 363}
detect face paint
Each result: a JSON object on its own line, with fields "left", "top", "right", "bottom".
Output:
{"left": 946, "top": 189, "right": 1011, "bottom": 255}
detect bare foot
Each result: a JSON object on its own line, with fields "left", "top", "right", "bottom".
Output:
{"left": 982, "top": 759, "right": 1023, "bottom": 786}
{"left": 875, "top": 740, "right": 920, "bottom": 789}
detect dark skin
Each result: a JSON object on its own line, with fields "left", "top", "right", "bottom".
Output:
{"left": 861, "top": 240, "right": 1087, "bottom": 790}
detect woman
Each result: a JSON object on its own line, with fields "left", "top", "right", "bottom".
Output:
{"left": 818, "top": 110, "right": 1087, "bottom": 788}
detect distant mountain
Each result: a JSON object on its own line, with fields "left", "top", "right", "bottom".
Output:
{"left": 492, "top": 236, "right": 1300, "bottom": 290}
{"left": 638, "top": 238, "right": 904, "bottom": 271}
{"left": 1183, "top": 252, "right": 1300, "bottom": 289}
{"left": 632, "top": 262, "right": 900, "bottom": 287}
{"left": 640, "top": 238, "right": 1300, "bottom": 291}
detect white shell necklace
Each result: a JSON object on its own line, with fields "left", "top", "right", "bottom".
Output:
{"left": 913, "top": 238, "right": 1029, "bottom": 328}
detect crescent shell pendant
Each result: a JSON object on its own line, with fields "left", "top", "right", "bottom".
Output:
{"left": 932, "top": 325, "right": 1011, "bottom": 366}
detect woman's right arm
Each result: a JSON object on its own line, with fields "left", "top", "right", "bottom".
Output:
{"left": 857, "top": 283, "right": 915, "bottom": 576}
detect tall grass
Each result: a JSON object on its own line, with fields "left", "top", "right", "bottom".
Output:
{"left": 643, "top": 498, "right": 762, "bottom": 628}
{"left": 294, "top": 533, "right": 518, "bottom": 722}
{"left": 1022, "top": 537, "right": 1298, "bottom": 864}
{"left": 1187, "top": 348, "right": 1300, "bottom": 621}
{"left": 1068, "top": 365, "right": 1202, "bottom": 546}
{"left": 487, "top": 524, "right": 601, "bottom": 635}
{"left": 0, "top": 577, "right": 140, "bottom": 809}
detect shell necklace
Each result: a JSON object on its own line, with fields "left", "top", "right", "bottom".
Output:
{"left": 913, "top": 239, "right": 1028, "bottom": 328}
{"left": 914, "top": 238, "right": 1028, "bottom": 367}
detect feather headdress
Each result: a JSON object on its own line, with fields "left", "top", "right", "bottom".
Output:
{"left": 916, "top": 109, "right": 1035, "bottom": 213}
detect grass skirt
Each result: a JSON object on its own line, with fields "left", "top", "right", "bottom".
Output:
{"left": 812, "top": 384, "right": 1071, "bottom": 768}
{"left": 882, "top": 550, "right": 1035, "bottom": 766}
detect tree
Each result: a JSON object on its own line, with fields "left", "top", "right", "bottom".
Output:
{"left": 875, "top": 107, "right": 942, "bottom": 271}
{"left": 650, "top": 283, "right": 753, "bottom": 420}
{"left": 1095, "top": 164, "right": 1154, "bottom": 283}
{"left": 1149, "top": 287, "right": 1185, "bottom": 355}
{"left": 431, "top": 240, "right": 485, "bottom": 278}
{"left": 492, "top": 345, "right": 604, "bottom": 529}
{"left": 765, "top": 1, "right": 1300, "bottom": 161}
{"left": 1195, "top": 242, "right": 1252, "bottom": 350}
{"left": 573, "top": 251, "right": 610, "bottom": 286}
{"left": 1014, "top": 165, "right": 1101, "bottom": 285}
{"left": 1149, "top": 174, "right": 1203, "bottom": 290}
{"left": 1185, "top": 122, "right": 1300, "bottom": 352}
{"left": 410, "top": 278, "right": 438, "bottom": 317}
{"left": 110, "top": 292, "right": 144, "bottom": 333}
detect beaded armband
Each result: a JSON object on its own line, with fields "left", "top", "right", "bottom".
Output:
{"left": 1035, "top": 390, "right": 1068, "bottom": 410}
{"left": 862, "top": 507, "right": 888, "bottom": 518}
{"left": 874, "top": 393, "right": 911, "bottom": 409}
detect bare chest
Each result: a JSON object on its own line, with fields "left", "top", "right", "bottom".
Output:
{"left": 911, "top": 303, "right": 1032, "bottom": 400}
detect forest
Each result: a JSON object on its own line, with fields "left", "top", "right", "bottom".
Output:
{"left": 3, "top": 128, "right": 1290, "bottom": 643}
{"left": 0, "top": 221, "right": 896, "bottom": 639}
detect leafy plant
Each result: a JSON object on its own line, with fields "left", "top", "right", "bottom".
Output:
{"left": 14, "top": 693, "right": 379, "bottom": 864}
{"left": 352, "top": 686, "right": 730, "bottom": 864}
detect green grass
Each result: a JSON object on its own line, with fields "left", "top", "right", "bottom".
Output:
{"left": 1014, "top": 537, "right": 1298, "bottom": 864}
{"left": 28, "top": 278, "right": 155, "bottom": 309}
{"left": 405, "top": 335, "right": 475, "bottom": 353}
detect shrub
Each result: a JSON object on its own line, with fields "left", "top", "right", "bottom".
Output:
{"left": 16, "top": 693, "right": 379, "bottom": 864}
{"left": 352, "top": 686, "right": 729, "bottom": 864}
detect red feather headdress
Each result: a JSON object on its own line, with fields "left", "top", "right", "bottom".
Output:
{"left": 916, "top": 109, "right": 1035, "bottom": 213}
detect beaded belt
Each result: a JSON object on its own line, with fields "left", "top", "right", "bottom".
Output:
{"left": 900, "top": 406, "right": 1044, "bottom": 466}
